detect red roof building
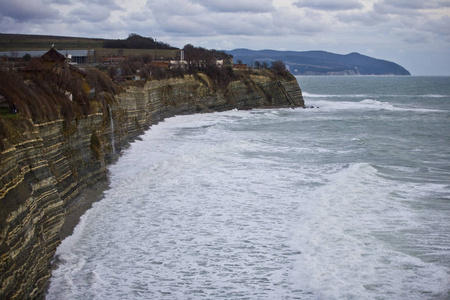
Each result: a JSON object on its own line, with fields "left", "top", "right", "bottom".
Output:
{"left": 233, "top": 64, "right": 248, "bottom": 70}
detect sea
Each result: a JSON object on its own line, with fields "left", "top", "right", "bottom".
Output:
{"left": 47, "top": 76, "right": 450, "bottom": 300}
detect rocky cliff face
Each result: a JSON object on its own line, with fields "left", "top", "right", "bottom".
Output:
{"left": 0, "top": 74, "right": 303, "bottom": 299}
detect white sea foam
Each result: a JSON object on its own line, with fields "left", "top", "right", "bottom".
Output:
{"left": 290, "top": 163, "right": 450, "bottom": 299}
{"left": 303, "top": 92, "right": 449, "bottom": 99}
{"left": 47, "top": 77, "right": 450, "bottom": 300}
{"left": 302, "top": 92, "right": 370, "bottom": 98}
{"left": 304, "top": 99, "right": 445, "bottom": 112}
{"left": 418, "top": 94, "right": 448, "bottom": 98}
{"left": 303, "top": 99, "right": 394, "bottom": 111}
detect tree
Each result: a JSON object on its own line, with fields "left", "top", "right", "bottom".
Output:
{"left": 182, "top": 44, "right": 232, "bottom": 74}
{"left": 108, "top": 66, "right": 118, "bottom": 79}
{"left": 103, "top": 34, "right": 177, "bottom": 50}
{"left": 271, "top": 60, "right": 289, "bottom": 77}
{"left": 272, "top": 60, "right": 286, "bottom": 71}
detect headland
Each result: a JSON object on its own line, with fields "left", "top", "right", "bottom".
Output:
{"left": 0, "top": 45, "right": 304, "bottom": 299}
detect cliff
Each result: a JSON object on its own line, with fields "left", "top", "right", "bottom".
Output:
{"left": 0, "top": 72, "right": 304, "bottom": 299}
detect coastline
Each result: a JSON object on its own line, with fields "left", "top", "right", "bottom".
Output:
{"left": 1, "top": 74, "right": 304, "bottom": 300}
{"left": 58, "top": 179, "right": 110, "bottom": 241}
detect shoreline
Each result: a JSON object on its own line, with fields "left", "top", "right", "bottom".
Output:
{"left": 1, "top": 74, "right": 305, "bottom": 300}
{"left": 59, "top": 179, "right": 110, "bottom": 241}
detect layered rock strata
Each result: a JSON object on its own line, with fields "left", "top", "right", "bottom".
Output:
{"left": 0, "top": 74, "right": 303, "bottom": 299}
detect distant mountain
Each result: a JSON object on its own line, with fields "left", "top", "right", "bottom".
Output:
{"left": 226, "top": 49, "right": 410, "bottom": 75}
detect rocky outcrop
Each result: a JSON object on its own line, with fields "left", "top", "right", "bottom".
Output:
{"left": 0, "top": 73, "right": 303, "bottom": 299}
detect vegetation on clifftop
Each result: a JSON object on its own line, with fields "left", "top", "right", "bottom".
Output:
{"left": 0, "top": 61, "right": 119, "bottom": 150}
{"left": 102, "top": 33, "right": 176, "bottom": 50}
{"left": 0, "top": 40, "right": 294, "bottom": 151}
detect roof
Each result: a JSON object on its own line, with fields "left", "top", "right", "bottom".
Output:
{"left": 41, "top": 48, "right": 66, "bottom": 62}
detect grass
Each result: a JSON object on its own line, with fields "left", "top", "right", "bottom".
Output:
{"left": 1, "top": 34, "right": 178, "bottom": 52}
{"left": 94, "top": 48, "right": 180, "bottom": 59}
{"left": 0, "top": 33, "right": 104, "bottom": 51}
{"left": 0, "top": 107, "right": 18, "bottom": 119}
{"left": 0, "top": 33, "right": 180, "bottom": 59}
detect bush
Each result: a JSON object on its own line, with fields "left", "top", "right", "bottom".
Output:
{"left": 103, "top": 34, "right": 176, "bottom": 50}
{"left": 0, "top": 62, "right": 94, "bottom": 125}
{"left": 271, "top": 60, "right": 289, "bottom": 77}
{"left": 86, "top": 68, "right": 119, "bottom": 94}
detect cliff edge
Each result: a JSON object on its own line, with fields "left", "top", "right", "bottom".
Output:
{"left": 0, "top": 71, "right": 304, "bottom": 299}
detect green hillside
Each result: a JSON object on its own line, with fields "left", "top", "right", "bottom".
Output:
{"left": 0, "top": 33, "right": 105, "bottom": 51}
{"left": 0, "top": 33, "right": 180, "bottom": 59}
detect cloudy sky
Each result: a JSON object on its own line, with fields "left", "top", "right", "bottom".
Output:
{"left": 1, "top": 0, "right": 449, "bottom": 75}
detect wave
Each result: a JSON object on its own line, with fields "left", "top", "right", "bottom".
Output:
{"left": 305, "top": 99, "right": 394, "bottom": 110}
{"left": 418, "top": 94, "right": 449, "bottom": 98}
{"left": 291, "top": 162, "right": 450, "bottom": 299}
{"left": 303, "top": 92, "right": 449, "bottom": 99}
{"left": 304, "top": 99, "right": 445, "bottom": 112}
{"left": 302, "top": 92, "right": 370, "bottom": 98}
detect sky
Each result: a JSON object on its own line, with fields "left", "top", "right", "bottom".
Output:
{"left": 1, "top": 0, "right": 450, "bottom": 75}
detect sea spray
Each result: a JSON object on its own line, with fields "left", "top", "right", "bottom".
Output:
{"left": 48, "top": 76, "right": 450, "bottom": 300}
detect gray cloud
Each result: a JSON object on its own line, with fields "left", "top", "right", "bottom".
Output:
{"left": 147, "top": 0, "right": 206, "bottom": 17}
{"left": 147, "top": 0, "right": 275, "bottom": 37}
{"left": 337, "top": 9, "right": 390, "bottom": 26}
{"left": 195, "top": 0, "right": 274, "bottom": 13}
{"left": 336, "top": 0, "right": 450, "bottom": 47}
{"left": 42, "top": 0, "right": 74, "bottom": 4}
{"left": 68, "top": 18, "right": 127, "bottom": 35}
{"left": 155, "top": 13, "right": 270, "bottom": 37}
{"left": 70, "top": 5, "right": 112, "bottom": 23}
{"left": 158, "top": 16, "right": 211, "bottom": 36}
{"left": 373, "top": 0, "right": 450, "bottom": 16}
{"left": 64, "top": 0, "right": 122, "bottom": 24}
{"left": 376, "top": 0, "right": 450, "bottom": 10}
{"left": 145, "top": 0, "right": 207, "bottom": 35}
{"left": 294, "top": 0, "right": 363, "bottom": 11}
{"left": 208, "top": 12, "right": 276, "bottom": 35}
{"left": 80, "top": 0, "right": 122, "bottom": 10}
{"left": 127, "top": 11, "right": 154, "bottom": 22}
{"left": 0, "top": 0, "right": 60, "bottom": 22}
{"left": 145, "top": 0, "right": 328, "bottom": 38}
{"left": 148, "top": 4, "right": 326, "bottom": 39}
{"left": 399, "top": 30, "right": 433, "bottom": 44}
{"left": 424, "top": 15, "right": 450, "bottom": 36}
{"left": 272, "top": 7, "right": 327, "bottom": 36}
{"left": 42, "top": 0, "right": 121, "bottom": 7}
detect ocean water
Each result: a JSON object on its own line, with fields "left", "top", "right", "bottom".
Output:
{"left": 47, "top": 76, "right": 450, "bottom": 299}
